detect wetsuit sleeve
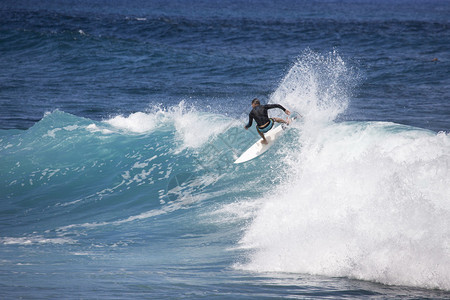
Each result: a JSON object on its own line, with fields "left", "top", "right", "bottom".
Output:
{"left": 264, "top": 104, "right": 287, "bottom": 112}
{"left": 245, "top": 113, "right": 254, "bottom": 129}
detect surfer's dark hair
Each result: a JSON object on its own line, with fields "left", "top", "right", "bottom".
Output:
{"left": 252, "top": 98, "right": 260, "bottom": 105}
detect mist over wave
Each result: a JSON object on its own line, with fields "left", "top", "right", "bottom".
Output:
{"left": 235, "top": 52, "right": 450, "bottom": 290}
{"left": 272, "top": 49, "right": 359, "bottom": 124}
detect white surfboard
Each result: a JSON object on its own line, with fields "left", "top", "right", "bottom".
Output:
{"left": 234, "top": 114, "right": 299, "bottom": 164}
{"left": 234, "top": 125, "right": 285, "bottom": 164}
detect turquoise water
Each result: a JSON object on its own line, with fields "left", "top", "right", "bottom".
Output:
{"left": 1, "top": 0, "right": 449, "bottom": 298}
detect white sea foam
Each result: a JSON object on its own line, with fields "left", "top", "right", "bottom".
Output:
{"left": 236, "top": 51, "right": 450, "bottom": 290}
{"left": 104, "top": 101, "right": 234, "bottom": 150}
{"left": 105, "top": 111, "right": 158, "bottom": 133}
{"left": 86, "top": 123, "right": 114, "bottom": 134}
{"left": 170, "top": 102, "right": 234, "bottom": 151}
{"left": 0, "top": 236, "right": 75, "bottom": 245}
{"left": 271, "top": 49, "right": 357, "bottom": 124}
{"left": 44, "top": 128, "right": 62, "bottom": 138}
{"left": 239, "top": 122, "right": 450, "bottom": 288}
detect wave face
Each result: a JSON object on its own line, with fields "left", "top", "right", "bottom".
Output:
{"left": 0, "top": 103, "right": 242, "bottom": 232}
{"left": 1, "top": 50, "right": 449, "bottom": 297}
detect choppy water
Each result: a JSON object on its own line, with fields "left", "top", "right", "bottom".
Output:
{"left": 1, "top": 0, "right": 449, "bottom": 298}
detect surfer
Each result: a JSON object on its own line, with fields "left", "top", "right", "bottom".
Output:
{"left": 244, "top": 98, "right": 291, "bottom": 144}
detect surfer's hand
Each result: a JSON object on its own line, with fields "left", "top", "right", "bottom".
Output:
{"left": 244, "top": 126, "right": 248, "bottom": 130}
{"left": 285, "top": 110, "right": 291, "bottom": 115}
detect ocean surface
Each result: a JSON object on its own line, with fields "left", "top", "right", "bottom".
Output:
{"left": 1, "top": 0, "right": 450, "bottom": 298}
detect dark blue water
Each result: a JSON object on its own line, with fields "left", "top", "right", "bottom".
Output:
{"left": 1, "top": 0, "right": 450, "bottom": 298}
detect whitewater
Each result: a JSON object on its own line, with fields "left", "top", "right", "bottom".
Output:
{"left": 1, "top": 51, "right": 449, "bottom": 298}
{"left": 237, "top": 52, "right": 450, "bottom": 290}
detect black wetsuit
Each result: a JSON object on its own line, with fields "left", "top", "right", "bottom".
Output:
{"left": 245, "top": 104, "right": 287, "bottom": 129}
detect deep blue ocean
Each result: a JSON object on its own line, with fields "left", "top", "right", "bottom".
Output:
{"left": 1, "top": 0, "right": 450, "bottom": 298}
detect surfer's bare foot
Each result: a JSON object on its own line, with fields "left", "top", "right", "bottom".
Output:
{"left": 261, "top": 139, "right": 268, "bottom": 145}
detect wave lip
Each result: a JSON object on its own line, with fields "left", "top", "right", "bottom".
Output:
{"left": 104, "top": 101, "right": 235, "bottom": 150}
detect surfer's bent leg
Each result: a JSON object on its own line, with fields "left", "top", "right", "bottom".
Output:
{"left": 256, "top": 128, "right": 268, "bottom": 144}
{"left": 258, "top": 131, "right": 268, "bottom": 144}
{"left": 272, "top": 117, "right": 287, "bottom": 124}
{"left": 256, "top": 119, "right": 275, "bottom": 145}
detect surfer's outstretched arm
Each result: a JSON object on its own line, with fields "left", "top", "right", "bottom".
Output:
{"left": 244, "top": 112, "right": 254, "bottom": 129}
{"left": 265, "top": 104, "right": 291, "bottom": 115}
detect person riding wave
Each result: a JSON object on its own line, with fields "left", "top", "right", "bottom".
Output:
{"left": 244, "top": 98, "right": 291, "bottom": 144}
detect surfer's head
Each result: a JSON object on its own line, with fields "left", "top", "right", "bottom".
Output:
{"left": 251, "top": 98, "right": 260, "bottom": 107}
